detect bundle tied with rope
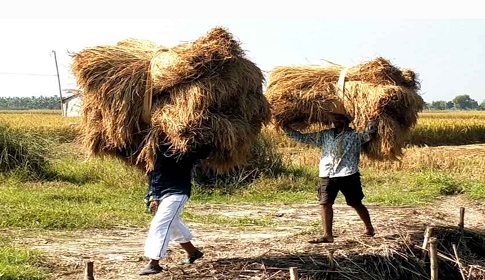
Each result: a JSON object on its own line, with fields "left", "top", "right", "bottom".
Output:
{"left": 266, "top": 57, "right": 425, "bottom": 160}
{"left": 71, "top": 27, "right": 271, "bottom": 171}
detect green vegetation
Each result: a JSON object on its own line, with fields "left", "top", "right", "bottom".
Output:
{"left": 0, "top": 125, "right": 50, "bottom": 178}
{"left": 2, "top": 157, "right": 484, "bottom": 230}
{"left": 0, "top": 96, "right": 61, "bottom": 110}
{"left": 0, "top": 238, "right": 46, "bottom": 280}
{"left": 426, "top": 94, "right": 484, "bottom": 110}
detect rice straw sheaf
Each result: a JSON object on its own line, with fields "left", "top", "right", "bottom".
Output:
{"left": 150, "top": 27, "right": 244, "bottom": 92}
{"left": 71, "top": 27, "right": 270, "bottom": 171}
{"left": 71, "top": 38, "right": 159, "bottom": 155}
{"left": 266, "top": 57, "right": 425, "bottom": 160}
{"left": 139, "top": 56, "right": 270, "bottom": 171}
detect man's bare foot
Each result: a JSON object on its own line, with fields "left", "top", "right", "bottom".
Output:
{"left": 308, "top": 236, "right": 334, "bottom": 243}
{"left": 364, "top": 227, "right": 375, "bottom": 237}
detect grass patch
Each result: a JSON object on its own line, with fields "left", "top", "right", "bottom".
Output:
{"left": 466, "top": 181, "right": 485, "bottom": 200}
{"left": 0, "top": 125, "right": 51, "bottom": 178}
{"left": 3, "top": 157, "right": 484, "bottom": 230}
{"left": 193, "top": 167, "right": 483, "bottom": 207}
{"left": 1, "top": 129, "right": 484, "bottom": 231}
{"left": 192, "top": 165, "right": 318, "bottom": 204}
{"left": 362, "top": 169, "right": 480, "bottom": 206}
{"left": 0, "top": 157, "right": 150, "bottom": 230}
{"left": 0, "top": 238, "right": 46, "bottom": 280}
{"left": 0, "top": 179, "right": 149, "bottom": 229}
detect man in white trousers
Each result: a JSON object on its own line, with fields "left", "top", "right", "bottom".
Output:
{"left": 138, "top": 143, "right": 213, "bottom": 276}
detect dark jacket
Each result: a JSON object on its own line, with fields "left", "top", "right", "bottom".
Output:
{"left": 147, "top": 144, "right": 213, "bottom": 200}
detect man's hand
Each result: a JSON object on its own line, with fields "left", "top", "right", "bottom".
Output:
{"left": 145, "top": 196, "right": 160, "bottom": 215}
{"left": 150, "top": 200, "right": 160, "bottom": 210}
{"left": 149, "top": 200, "right": 160, "bottom": 215}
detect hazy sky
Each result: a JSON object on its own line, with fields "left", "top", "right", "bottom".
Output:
{"left": 0, "top": 0, "right": 484, "bottom": 103}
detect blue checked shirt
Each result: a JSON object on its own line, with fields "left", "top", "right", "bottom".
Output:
{"left": 283, "top": 121, "right": 378, "bottom": 178}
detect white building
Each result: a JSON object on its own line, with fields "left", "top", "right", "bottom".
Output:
{"left": 62, "top": 93, "right": 82, "bottom": 117}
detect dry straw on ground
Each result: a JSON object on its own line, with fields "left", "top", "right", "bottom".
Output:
{"left": 266, "top": 58, "right": 425, "bottom": 160}
{"left": 71, "top": 27, "right": 270, "bottom": 171}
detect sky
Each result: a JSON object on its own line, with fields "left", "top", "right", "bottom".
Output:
{"left": 0, "top": 0, "right": 484, "bottom": 103}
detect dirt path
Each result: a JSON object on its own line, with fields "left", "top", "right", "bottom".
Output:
{"left": 12, "top": 196, "right": 485, "bottom": 280}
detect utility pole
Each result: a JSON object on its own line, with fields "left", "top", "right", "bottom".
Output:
{"left": 51, "top": 50, "right": 64, "bottom": 115}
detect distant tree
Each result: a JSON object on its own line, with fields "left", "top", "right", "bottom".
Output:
{"left": 479, "top": 100, "right": 485, "bottom": 111}
{"left": 0, "top": 96, "right": 61, "bottom": 110}
{"left": 446, "top": 101, "right": 454, "bottom": 110}
{"left": 431, "top": 100, "right": 447, "bottom": 110}
{"left": 423, "top": 102, "right": 431, "bottom": 110}
{"left": 453, "top": 94, "right": 478, "bottom": 110}
{"left": 471, "top": 100, "right": 479, "bottom": 109}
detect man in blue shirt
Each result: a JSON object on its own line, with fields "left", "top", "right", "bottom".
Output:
{"left": 136, "top": 143, "right": 213, "bottom": 275}
{"left": 283, "top": 114, "right": 378, "bottom": 243}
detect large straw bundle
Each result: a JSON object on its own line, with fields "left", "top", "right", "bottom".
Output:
{"left": 70, "top": 38, "right": 159, "bottom": 168}
{"left": 266, "top": 58, "right": 425, "bottom": 160}
{"left": 139, "top": 55, "right": 270, "bottom": 170}
{"left": 150, "top": 27, "right": 244, "bottom": 91}
{"left": 71, "top": 27, "right": 270, "bottom": 171}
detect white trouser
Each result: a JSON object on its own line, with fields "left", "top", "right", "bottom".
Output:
{"left": 144, "top": 194, "right": 193, "bottom": 260}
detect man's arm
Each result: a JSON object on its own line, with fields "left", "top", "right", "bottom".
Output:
{"left": 359, "top": 119, "right": 379, "bottom": 144}
{"left": 283, "top": 125, "right": 324, "bottom": 146}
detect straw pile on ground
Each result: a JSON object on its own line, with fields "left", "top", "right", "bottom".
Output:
{"left": 71, "top": 27, "right": 270, "bottom": 171}
{"left": 159, "top": 224, "right": 485, "bottom": 279}
{"left": 266, "top": 58, "right": 425, "bottom": 160}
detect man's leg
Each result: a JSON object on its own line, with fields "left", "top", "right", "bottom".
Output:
{"left": 169, "top": 211, "right": 204, "bottom": 264}
{"left": 320, "top": 203, "right": 334, "bottom": 242}
{"left": 179, "top": 242, "right": 204, "bottom": 264}
{"left": 140, "top": 194, "right": 189, "bottom": 275}
{"left": 351, "top": 203, "right": 375, "bottom": 236}
{"left": 341, "top": 173, "right": 375, "bottom": 236}
{"left": 309, "top": 177, "right": 338, "bottom": 243}
{"left": 180, "top": 242, "right": 197, "bottom": 255}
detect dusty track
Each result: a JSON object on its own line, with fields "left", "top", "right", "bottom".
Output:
{"left": 11, "top": 195, "right": 485, "bottom": 280}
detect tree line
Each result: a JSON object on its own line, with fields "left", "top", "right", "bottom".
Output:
{"left": 426, "top": 94, "right": 485, "bottom": 110}
{"left": 0, "top": 96, "right": 61, "bottom": 110}
{"left": 0, "top": 94, "right": 483, "bottom": 111}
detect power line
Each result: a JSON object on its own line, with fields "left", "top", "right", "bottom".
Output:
{"left": 0, "top": 72, "right": 57, "bottom": 77}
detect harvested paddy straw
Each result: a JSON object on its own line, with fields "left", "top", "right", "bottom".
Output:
{"left": 71, "top": 27, "right": 270, "bottom": 171}
{"left": 266, "top": 58, "right": 425, "bottom": 160}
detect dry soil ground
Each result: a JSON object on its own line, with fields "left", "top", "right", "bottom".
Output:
{"left": 9, "top": 195, "right": 485, "bottom": 280}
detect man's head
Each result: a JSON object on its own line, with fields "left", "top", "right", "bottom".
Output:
{"left": 330, "top": 114, "right": 351, "bottom": 128}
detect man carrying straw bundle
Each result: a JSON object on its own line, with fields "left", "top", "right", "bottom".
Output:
{"left": 266, "top": 57, "right": 424, "bottom": 242}
{"left": 283, "top": 114, "right": 378, "bottom": 243}
{"left": 70, "top": 26, "right": 271, "bottom": 276}
{"left": 133, "top": 143, "right": 213, "bottom": 275}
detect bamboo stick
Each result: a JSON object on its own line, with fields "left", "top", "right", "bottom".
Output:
{"left": 458, "top": 207, "right": 465, "bottom": 230}
{"left": 84, "top": 261, "right": 95, "bottom": 280}
{"left": 429, "top": 238, "right": 438, "bottom": 280}
{"left": 452, "top": 244, "right": 466, "bottom": 280}
{"left": 289, "top": 267, "right": 299, "bottom": 280}
{"left": 421, "top": 226, "right": 434, "bottom": 262}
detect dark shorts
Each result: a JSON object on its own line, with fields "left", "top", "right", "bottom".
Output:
{"left": 318, "top": 172, "right": 364, "bottom": 206}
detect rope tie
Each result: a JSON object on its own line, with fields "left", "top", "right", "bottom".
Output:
{"left": 141, "top": 64, "right": 154, "bottom": 124}
{"left": 337, "top": 67, "right": 349, "bottom": 100}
